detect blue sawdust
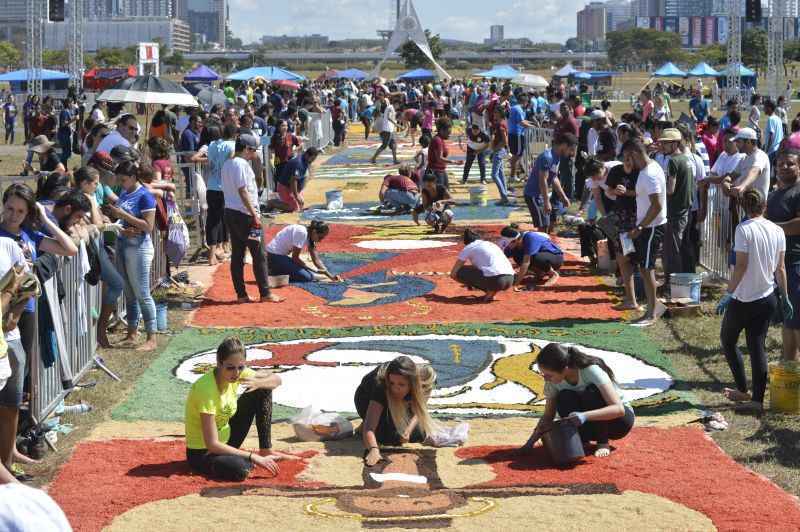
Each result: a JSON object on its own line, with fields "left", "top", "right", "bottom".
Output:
{"left": 301, "top": 201, "right": 516, "bottom": 222}
{"left": 325, "top": 146, "right": 466, "bottom": 166}
{"left": 299, "top": 269, "right": 435, "bottom": 307}
{"left": 336, "top": 338, "right": 503, "bottom": 388}
{"left": 316, "top": 252, "right": 397, "bottom": 276}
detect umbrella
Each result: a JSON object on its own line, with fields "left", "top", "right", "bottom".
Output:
{"left": 196, "top": 86, "right": 228, "bottom": 108}
{"left": 98, "top": 75, "right": 198, "bottom": 107}
{"left": 513, "top": 73, "right": 548, "bottom": 88}
{"left": 226, "top": 66, "right": 305, "bottom": 82}
{"left": 274, "top": 79, "right": 300, "bottom": 91}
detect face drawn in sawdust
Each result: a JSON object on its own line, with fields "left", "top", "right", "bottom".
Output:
{"left": 174, "top": 335, "right": 673, "bottom": 415}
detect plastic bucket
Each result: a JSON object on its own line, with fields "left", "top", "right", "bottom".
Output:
{"left": 325, "top": 190, "right": 344, "bottom": 210}
{"left": 542, "top": 421, "right": 585, "bottom": 465}
{"left": 469, "top": 186, "right": 488, "bottom": 207}
{"left": 155, "top": 302, "right": 168, "bottom": 332}
{"left": 770, "top": 361, "right": 800, "bottom": 414}
{"left": 670, "top": 273, "right": 702, "bottom": 303}
{"left": 268, "top": 275, "right": 290, "bottom": 288}
{"left": 597, "top": 239, "right": 612, "bottom": 272}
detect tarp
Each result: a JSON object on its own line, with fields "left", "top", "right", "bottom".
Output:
{"left": 397, "top": 68, "right": 437, "bottom": 80}
{"left": 652, "top": 62, "right": 687, "bottom": 77}
{"left": 0, "top": 68, "right": 70, "bottom": 82}
{"left": 477, "top": 64, "right": 520, "bottom": 79}
{"left": 336, "top": 68, "right": 368, "bottom": 80}
{"left": 687, "top": 62, "right": 720, "bottom": 77}
{"left": 513, "top": 73, "right": 548, "bottom": 88}
{"left": 226, "top": 66, "right": 305, "bottom": 82}
{"left": 716, "top": 65, "right": 756, "bottom": 78}
{"left": 185, "top": 64, "right": 221, "bottom": 82}
{"left": 554, "top": 64, "right": 578, "bottom": 77}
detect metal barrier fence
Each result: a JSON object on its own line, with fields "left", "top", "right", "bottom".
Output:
{"left": 698, "top": 185, "right": 735, "bottom": 282}
{"left": 306, "top": 110, "right": 334, "bottom": 150}
{"left": 520, "top": 127, "right": 554, "bottom": 178}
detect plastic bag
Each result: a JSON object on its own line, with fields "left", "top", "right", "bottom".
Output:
{"left": 291, "top": 406, "right": 353, "bottom": 442}
{"left": 165, "top": 198, "right": 190, "bottom": 267}
{"left": 427, "top": 422, "right": 469, "bottom": 447}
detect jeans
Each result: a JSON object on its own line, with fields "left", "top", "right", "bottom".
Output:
{"left": 116, "top": 235, "right": 157, "bottom": 334}
{"left": 383, "top": 189, "right": 419, "bottom": 210}
{"left": 720, "top": 292, "right": 777, "bottom": 404}
{"left": 99, "top": 241, "right": 124, "bottom": 307}
{"left": 463, "top": 149, "right": 488, "bottom": 183}
{"left": 267, "top": 252, "right": 315, "bottom": 283}
{"left": 4, "top": 121, "right": 14, "bottom": 144}
{"left": 491, "top": 149, "right": 509, "bottom": 201}
{"left": 58, "top": 129, "right": 71, "bottom": 165}
{"left": 224, "top": 208, "right": 271, "bottom": 299}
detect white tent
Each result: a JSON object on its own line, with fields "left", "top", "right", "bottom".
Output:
{"left": 372, "top": 0, "right": 451, "bottom": 81}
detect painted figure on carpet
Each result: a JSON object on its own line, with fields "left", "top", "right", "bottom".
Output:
{"left": 520, "top": 343, "right": 635, "bottom": 458}
{"left": 450, "top": 228, "right": 515, "bottom": 302}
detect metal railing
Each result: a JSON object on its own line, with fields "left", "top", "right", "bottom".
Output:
{"left": 699, "top": 185, "right": 736, "bottom": 282}
{"left": 306, "top": 110, "right": 334, "bottom": 150}
{"left": 520, "top": 127, "right": 554, "bottom": 178}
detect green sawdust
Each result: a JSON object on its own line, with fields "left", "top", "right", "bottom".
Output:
{"left": 112, "top": 321, "right": 690, "bottom": 424}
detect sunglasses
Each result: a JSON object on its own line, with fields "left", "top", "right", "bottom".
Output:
{"left": 223, "top": 364, "right": 246, "bottom": 372}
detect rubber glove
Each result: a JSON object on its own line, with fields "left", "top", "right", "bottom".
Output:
{"left": 567, "top": 412, "right": 588, "bottom": 426}
{"left": 716, "top": 293, "right": 733, "bottom": 315}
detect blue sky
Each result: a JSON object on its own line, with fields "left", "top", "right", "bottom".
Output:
{"left": 229, "top": 0, "right": 585, "bottom": 44}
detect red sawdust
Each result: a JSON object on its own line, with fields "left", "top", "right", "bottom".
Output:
{"left": 456, "top": 426, "right": 800, "bottom": 531}
{"left": 192, "top": 225, "right": 621, "bottom": 328}
{"left": 48, "top": 440, "right": 318, "bottom": 532}
{"left": 247, "top": 342, "right": 336, "bottom": 368}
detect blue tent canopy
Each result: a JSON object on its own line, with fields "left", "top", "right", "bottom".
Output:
{"left": 185, "top": 64, "right": 221, "bottom": 82}
{"left": 652, "top": 62, "right": 687, "bottom": 77}
{"left": 716, "top": 65, "right": 756, "bottom": 78}
{"left": 476, "top": 64, "right": 520, "bottom": 79}
{"left": 397, "top": 68, "right": 436, "bottom": 80}
{"left": 226, "top": 66, "right": 305, "bottom": 82}
{"left": 0, "top": 68, "right": 70, "bottom": 82}
{"left": 687, "top": 62, "right": 720, "bottom": 77}
{"left": 572, "top": 72, "right": 591, "bottom": 80}
{"left": 336, "top": 68, "right": 368, "bottom": 80}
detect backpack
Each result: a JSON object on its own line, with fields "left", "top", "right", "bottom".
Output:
{"left": 164, "top": 198, "right": 190, "bottom": 267}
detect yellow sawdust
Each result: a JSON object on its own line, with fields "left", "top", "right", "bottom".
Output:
{"left": 481, "top": 345, "right": 545, "bottom": 400}
{"left": 105, "top": 491, "right": 715, "bottom": 532}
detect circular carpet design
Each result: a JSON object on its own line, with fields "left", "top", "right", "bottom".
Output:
{"left": 355, "top": 239, "right": 457, "bottom": 250}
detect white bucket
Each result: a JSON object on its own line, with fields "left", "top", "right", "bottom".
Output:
{"left": 597, "top": 239, "right": 612, "bottom": 272}
{"left": 469, "top": 186, "right": 488, "bottom": 206}
{"left": 325, "top": 190, "right": 344, "bottom": 210}
{"left": 268, "top": 275, "right": 290, "bottom": 288}
{"left": 670, "top": 273, "right": 702, "bottom": 303}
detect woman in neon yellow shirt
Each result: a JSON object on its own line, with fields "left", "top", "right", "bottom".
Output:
{"left": 184, "top": 337, "right": 290, "bottom": 481}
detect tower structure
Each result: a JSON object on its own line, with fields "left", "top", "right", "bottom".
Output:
{"left": 767, "top": 0, "right": 787, "bottom": 99}
{"left": 26, "top": 0, "right": 45, "bottom": 98}
{"left": 726, "top": 0, "right": 742, "bottom": 103}
{"left": 69, "top": 0, "right": 85, "bottom": 91}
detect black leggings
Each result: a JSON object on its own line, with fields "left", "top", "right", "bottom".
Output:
{"left": 186, "top": 388, "right": 274, "bottom": 481}
{"left": 720, "top": 292, "right": 777, "bottom": 404}
{"left": 354, "top": 386, "right": 424, "bottom": 446}
{"left": 455, "top": 266, "right": 513, "bottom": 293}
{"left": 531, "top": 252, "right": 564, "bottom": 273}
{"left": 205, "top": 190, "right": 228, "bottom": 247}
{"left": 555, "top": 384, "right": 635, "bottom": 445}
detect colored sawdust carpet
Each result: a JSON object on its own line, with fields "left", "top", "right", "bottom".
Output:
{"left": 49, "top": 426, "right": 800, "bottom": 531}
{"left": 193, "top": 225, "right": 620, "bottom": 328}
{"left": 300, "top": 202, "right": 517, "bottom": 223}
{"left": 112, "top": 322, "right": 680, "bottom": 424}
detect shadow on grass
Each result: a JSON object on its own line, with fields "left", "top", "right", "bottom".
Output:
{"left": 743, "top": 422, "right": 800, "bottom": 469}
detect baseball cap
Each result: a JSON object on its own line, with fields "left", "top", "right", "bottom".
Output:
{"left": 110, "top": 145, "right": 141, "bottom": 163}
{"left": 589, "top": 110, "right": 606, "bottom": 120}
{"left": 657, "top": 128, "right": 682, "bottom": 142}
{"left": 239, "top": 133, "right": 259, "bottom": 149}
{"left": 89, "top": 151, "right": 115, "bottom": 172}
{"left": 734, "top": 127, "right": 758, "bottom": 141}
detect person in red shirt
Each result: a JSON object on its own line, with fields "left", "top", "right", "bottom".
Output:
{"left": 701, "top": 116, "right": 721, "bottom": 166}
{"left": 268, "top": 120, "right": 301, "bottom": 177}
{"left": 426, "top": 118, "right": 462, "bottom": 188}
{"left": 554, "top": 102, "right": 579, "bottom": 138}
{"left": 379, "top": 165, "right": 420, "bottom": 213}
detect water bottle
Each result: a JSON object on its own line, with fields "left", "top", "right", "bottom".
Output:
{"left": 56, "top": 401, "right": 92, "bottom": 415}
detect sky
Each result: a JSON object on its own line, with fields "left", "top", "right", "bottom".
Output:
{"left": 228, "top": 0, "right": 584, "bottom": 45}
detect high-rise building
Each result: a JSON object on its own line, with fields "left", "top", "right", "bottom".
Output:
{"left": 577, "top": 2, "right": 608, "bottom": 42}
{"left": 490, "top": 25, "right": 504, "bottom": 43}
{"left": 45, "top": 17, "right": 190, "bottom": 53}
{"left": 605, "top": 0, "right": 634, "bottom": 31}
{"left": 187, "top": 0, "right": 226, "bottom": 46}
{"left": 0, "top": 0, "right": 28, "bottom": 42}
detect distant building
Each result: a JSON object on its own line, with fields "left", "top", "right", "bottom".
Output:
{"left": 188, "top": 0, "right": 226, "bottom": 47}
{"left": 577, "top": 2, "right": 608, "bottom": 43}
{"left": 45, "top": 17, "right": 191, "bottom": 54}
{"left": 605, "top": 0, "right": 634, "bottom": 31}
{"left": 261, "top": 34, "right": 331, "bottom": 49}
{"left": 0, "top": 0, "right": 27, "bottom": 43}
{"left": 487, "top": 24, "right": 505, "bottom": 45}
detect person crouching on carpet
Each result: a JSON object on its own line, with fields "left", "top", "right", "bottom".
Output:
{"left": 413, "top": 173, "right": 455, "bottom": 233}
{"left": 520, "top": 343, "right": 634, "bottom": 458}
{"left": 450, "top": 228, "right": 515, "bottom": 302}
{"left": 265, "top": 220, "right": 343, "bottom": 283}
{"left": 378, "top": 165, "right": 420, "bottom": 214}
{"left": 500, "top": 224, "right": 564, "bottom": 288}
{"left": 355, "top": 356, "right": 437, "bottom": 467}
{"left": 184, "top": 337, "right": 295, "bottom": 481}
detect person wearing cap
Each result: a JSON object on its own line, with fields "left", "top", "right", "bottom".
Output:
{"left": 23, "top": 135, "right": 66, "bottom": 177}
{"left": 659, "top": 128, "right": 695, "bottom": 280}
{"left": 268, "top": 147, "right": 320, "bottom": 213}
{"left": 728, "top": 127, "right": 771, "bottom": 204}
{"left": 97, "top": 114, "right": 138, "bottom": 155}
{"left": 623, "top": 138, "right": 668, "bottom": 326}
{"left": 450, "top": 228, "right": 515, "bottom": 302}
{"left": 222, "top": 134, "right": 282, "bottom": 305}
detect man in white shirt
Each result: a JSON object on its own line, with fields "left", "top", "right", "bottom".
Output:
{"left": 730, "top": 127, "right": 771, "bottom": 201}
{"left": 623, "top": 139, "right": 667, "bottom": 326}
{"left": 450, "top": 229, "right": 515, "bottom": 302}
{"left": 222, "top": 133, "right": 282, "bottom": 305}
{"left": 96, "top": 114, "right": 138, "bottom": 154}
{"left": 89, "top": 102, "right": 105, "bottom": 123}
{"left": 370, "top": 96, "right": 399, "bottom": 165}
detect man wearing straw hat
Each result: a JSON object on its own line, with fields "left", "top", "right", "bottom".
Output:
{"left": 659, "top": 127, "right": 694, "bottom": 281}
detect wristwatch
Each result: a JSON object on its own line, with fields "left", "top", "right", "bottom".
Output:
{"left": 636, "top": 225, "right": 643, "bottom": 232}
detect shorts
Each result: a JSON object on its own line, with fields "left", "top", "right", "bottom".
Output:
{"left": 379, "top": 131, "right": 396, "bottom": 150}
{"left": 276, "top": 183, "right": 303, "bottom": 213}
{"left": 525, "top": 195, "right": 563, "bottom": 231}
{"left": 785, "top": 261, "right": 800, "bottom": 329}
{"left": 0, "top": 339, "right": 26, "bottom": 407}
{"left": 632, "top": 224, "right": 665, "bottom": 270}
{"left": 509, "top": 133, "right": 525, "bottom": 157}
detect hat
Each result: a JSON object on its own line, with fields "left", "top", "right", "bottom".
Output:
{"left": 589, "top": 110, "right": 606, "bottom": 120}
{"left": 239, "top": 133, "right": 259, "bottom": 149}
{"left": 110, "top": 145, "right": 140, "bottom": 163}
{"left": 89, "top": 150, "right": 115, "bottom": 172}
{"left": 657, "top": 128, "right": 682, "bottom": 142}
{"left": 734, "top": 127, "right": 758, "bottom": 141}
{"left": 28, "top": 135, "right": 55, "bottom": 154}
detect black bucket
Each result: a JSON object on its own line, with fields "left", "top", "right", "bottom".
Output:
{"left": 542, "top": 420, "right": 585, "bottom": 465}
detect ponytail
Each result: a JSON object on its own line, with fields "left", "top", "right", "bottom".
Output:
{"left": 307, "top": 220, "right": 329, "bottom": 250}
{"left": 537, "top": 342, "right": 617, "bottom": 383}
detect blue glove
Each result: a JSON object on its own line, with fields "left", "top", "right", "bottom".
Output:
{"left": 567, "top": 412, "right": 587, "bottom": 426}
{"left": 783, "top": 296, "right": 795, "bottom": 321}
{"left": 716, "top": 293, "right": 733, "bottom": 315}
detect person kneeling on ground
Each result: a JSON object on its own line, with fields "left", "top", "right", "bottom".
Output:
{"left": 520, "top": 342, "right": 634, "bottom": 458}
{"left": 378, "top": 165, "right": 420, "bottom": 214}
{"left": 267, "top": 147, "right": 320, "bottom": 213}
{"left": 450, "top": 228, "right": 515, "bottom": 302}
{"left": 265, "top": 221, "right": 343, "bottom": 283}
{"left": 355, "top": 356, "right": 437, "bottom": 466}
{"left": 184, "top": 337, "right": 295, "bottom": 481}
{"left": 413, "top": 173, "right": 455, "bottom": 233}
{"left": 500, "top": 225, "right": 564, "bottom": 288}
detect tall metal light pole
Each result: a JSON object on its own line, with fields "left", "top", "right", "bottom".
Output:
{"left": 726, "top": 0, "right": 742, "bottom": 103}
{"left": 26, "top": 0, "right": 45, "bottom": 98}
{"left": 69, "top": 0, "right": 85, "bottom": 92}
{"left": 767, "top": 0, "right": 786, "bottom": 100}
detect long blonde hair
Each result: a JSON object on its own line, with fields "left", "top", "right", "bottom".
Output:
{"left": 377, "top": 356, "right": 436, "bottom": 437}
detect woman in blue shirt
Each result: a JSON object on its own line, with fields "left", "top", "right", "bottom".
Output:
{"left": 500, "top": 225, "right": 564, "bottom": 288}
{"left": 101, "top": 161, "right": 158, "bottom": 351}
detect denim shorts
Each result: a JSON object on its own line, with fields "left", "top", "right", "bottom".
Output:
{"left": 0, "top": 338, "right": 26, "bottom": 407}
{"left": 786, "top": 261, "right": 800, "bottom": 330}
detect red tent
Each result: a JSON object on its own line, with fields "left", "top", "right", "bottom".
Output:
{"left": 84, "top": 66, "right": 137, "bottom": 91}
